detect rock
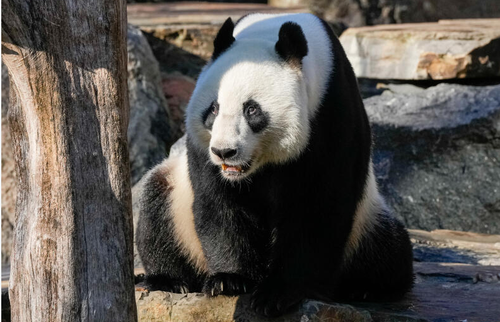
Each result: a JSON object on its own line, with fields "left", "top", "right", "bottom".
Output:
{"left": 134, "top": 258, "right": 500, "bottom": 321}
{"left": 269, "top": 0, "right": 308, "bottom": 8}
{"left": 162, "top": 72, "right": 196, "bottom": 133}
{"left": 1, "top": 62, "right": 16, "bottom": 266}
{"left": 340, "top": 19, "right": 500, "bottom": 80}
{"left": 135, "top": 291, "right": 375, "bottom": 322}
{"left": 127, "top": 24, "right": 181, "bottom": 185}
{"left": 140, "top": 27, "right": 208, "bottom": 79}
{"left": 410, "top": 229, "right": 500, "bottom": 265}
{"left": 132, "top": 229, "right": 500, "bottom": 321}
{"left": 310, "top": 0, "right": 366, "bottom": 27}
{"left": 367, "top": 83, "right": 500, "bottom": 234}
{"left": 310, "top": 0, "right": 500, "bottom": 27}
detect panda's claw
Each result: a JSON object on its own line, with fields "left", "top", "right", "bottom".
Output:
{"left": 203, "top": 273, "right": 254, "bottom": 297}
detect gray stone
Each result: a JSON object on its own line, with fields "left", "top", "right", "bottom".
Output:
{"left": 367, "top": 83, "right": 500, "bottom": 234}
{"left": 127, "top": 24, "right": 181, "bottom": 186}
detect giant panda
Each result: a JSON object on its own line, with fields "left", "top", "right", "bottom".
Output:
{"left": 136, "top": 13, "right": 414, "bottom": 317}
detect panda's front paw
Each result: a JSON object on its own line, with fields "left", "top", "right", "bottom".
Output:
{"left": 250, "top": 279, "right": 305, "bottom": 317}
{"left": 203, "top": 273, "right": 255, "bottom": 297}
{"left": 143, "top": 275, "right": 190, "bottom": 294}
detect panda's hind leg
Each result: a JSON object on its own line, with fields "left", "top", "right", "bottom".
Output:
{"left": 136, "top": 157, "right": 206, "bottom": 293}
{"left": 339, "top": 213, "right": 414, "bottom": 301}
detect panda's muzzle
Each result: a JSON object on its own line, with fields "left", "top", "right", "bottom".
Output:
{"left": 211, "top": 147, "right": 251, "bottom": 176}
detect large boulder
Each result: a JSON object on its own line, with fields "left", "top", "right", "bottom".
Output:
{"left": 367, "top": 83, "right": 500, "bottom": 234}
{"left": 127, "top": 24, "right": 181, "bottom": 186}
{"left": 340, "top": 19, "right": 500, "bottom": 80}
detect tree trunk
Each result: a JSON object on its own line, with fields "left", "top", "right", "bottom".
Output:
{"left": 1, "top": 0, "right": 137, "bottom": 321}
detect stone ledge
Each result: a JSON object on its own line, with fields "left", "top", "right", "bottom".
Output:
{"left": 134, "top": 229, "right": 500, "bottom": 322}
{"left": 340, "top": 19, "right": 500, "bottom": 80}
{"left": 135, "top": 261, "right": 500, "bottom": 322}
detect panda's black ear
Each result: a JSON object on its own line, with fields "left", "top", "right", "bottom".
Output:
{"left": 275, "top": 22, "right": 308, "bottom": 66}
{"left": 212, "top": 18, "right": 235, "bottom": 60}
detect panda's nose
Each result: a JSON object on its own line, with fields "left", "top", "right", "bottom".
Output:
{"left": 211, "top": 147, "right": 237, "bottom": 160}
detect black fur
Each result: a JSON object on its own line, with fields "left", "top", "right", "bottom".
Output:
{"left": 202, "top": 101, "right": 218, "bottom": 129}
{"left": 243, "top": 100, "right": 269, "bottom": 133}
{"left": 212, "top": 18, "right": 235, "bottom": 61}
{"left": 136, "top": 15, "right": 413, "bottom": 318}
{"left": 275, "top": 22, "right": 308, "bottom": 65}
{"left": 135, "top": 170, "right": 205, "bottom": 293}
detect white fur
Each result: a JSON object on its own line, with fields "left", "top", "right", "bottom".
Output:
{"left": 344, "top": 162, "right": 384, "bottom": 261}
{"left": 154, "top": 146, "right": 208, "bottom": 273}
{"left": 185, "top": 13, "right": 333, "bottom": 178}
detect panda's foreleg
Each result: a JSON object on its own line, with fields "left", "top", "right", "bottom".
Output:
{"left": 193, "top": 198, "right": 267, "bottom": 297}
{"left": 250, "top": 210, "right": 351, "bottom": 317}
{"left": 136, "top": 165, "right": 205, "bottom": 293}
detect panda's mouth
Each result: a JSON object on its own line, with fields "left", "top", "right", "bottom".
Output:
{"left": 221, "top": 163, "right": 251, "bottom": 176}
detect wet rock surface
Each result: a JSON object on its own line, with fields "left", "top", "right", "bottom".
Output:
{"left": 367, "top": 83, "right": 500, "bottom": 234}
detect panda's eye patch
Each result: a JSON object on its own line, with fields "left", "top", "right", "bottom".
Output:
{"left": 243, "top": 100, "right": 269, "bottom": 133}
{"left": 202, "top": 101, "right": 218, "bottom": 129}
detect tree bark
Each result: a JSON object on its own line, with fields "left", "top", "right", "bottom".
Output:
{"left": 1, "top": 0, "right": 137, "bottom": 321}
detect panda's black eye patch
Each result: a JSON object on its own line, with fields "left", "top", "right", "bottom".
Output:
{"left": 243, "top": 99, "right": 269, "bottom": 133}
{"left": 202, "top": 101, "right": 218, "bottom": 129}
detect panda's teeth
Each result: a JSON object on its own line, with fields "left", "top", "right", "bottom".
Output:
{"left": 222, "top": 164, "right": 243, "bottom": 173}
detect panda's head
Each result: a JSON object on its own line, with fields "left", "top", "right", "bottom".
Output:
{"left": 186, "top": 17, "right": 312, "bottom": 181}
